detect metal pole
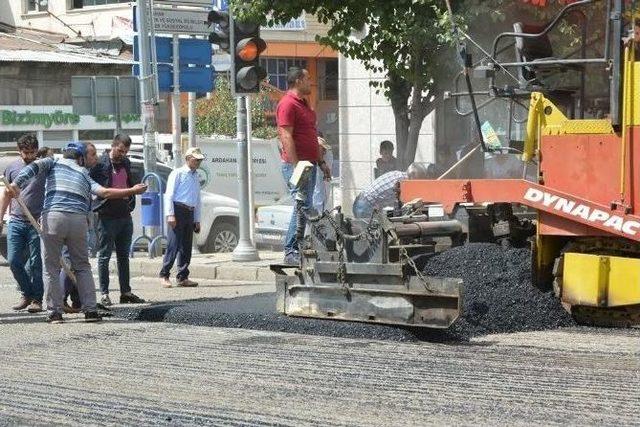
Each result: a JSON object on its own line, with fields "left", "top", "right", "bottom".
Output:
{"left": 136, "top": 0, "right": 160, "bottom": 255}
{"left": 172, "top": 33, "right": 182, "bottom": 167}
{"left": 114, "top": 77, "right": 122, "bottom": 135}
{"left": 246, "top": 95, "right": 255, "bottom": 242}
{"left": 232, "top": 96, "right": 259, "bottom": 262}
{"left": 136, "top": 0, "right": 158, "bottom": 176}
{"left": 188, "top": 91, "right": 196, "bottom": 148}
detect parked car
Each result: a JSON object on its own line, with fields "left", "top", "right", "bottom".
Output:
{"left": 254, "top": 196, "right": 293, "bottom": 250}
{"left": 0, "top": 154, "right": 241, "bottom": 260}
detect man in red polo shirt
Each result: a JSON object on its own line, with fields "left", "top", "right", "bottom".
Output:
{"left": 277, "top": 67, "right": 331, "bottom": 265}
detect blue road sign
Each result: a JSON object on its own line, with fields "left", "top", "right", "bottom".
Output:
{"left": 134, "top": 36, "right": 212, "bottom": 65}
{"left": 133, "top": 64, "right": 215, "bottom": 93}
{"left": 134, "top": 36, "right": 173, "bottom": 63}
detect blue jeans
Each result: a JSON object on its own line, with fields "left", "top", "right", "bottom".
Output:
{"left": 97, "top": 216, "right": 133, "bottom": 295}
{"left": 352, "top": 195, "right": 374, "bottom": 219}
{"left": 7, "top": 219, "right": 43, "bottom": 302}
{"left": 282, "top": 162, "right": 317, "bottom": 256}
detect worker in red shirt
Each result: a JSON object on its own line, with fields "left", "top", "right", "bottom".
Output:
{"left": 276, "top": 67, "right": 331, "bottom": 265}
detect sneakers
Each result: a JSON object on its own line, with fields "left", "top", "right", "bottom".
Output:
{"left": 47, "top": 312, "right": 64, "bottom": 324}
{"left": 100, "top": 294, "right": 112, "bottom": 306}
{"left": 160, "top": 277, "right": 172, "bottom": 288}
{"left": 283, "top": 253, "right": 300, "bottom": 266}
{"left": 120, "top": 292, "right": 146, "bottom": 304}
{"left": 84, "top": 311, "right": 102, "bottom": 323}
{"left": 27, "top": 301, "right": 43, "bottom": 313}
{"left": 12, "top": 297, "right": 31, "bottom": 311}
{"left": 63, "top": 303, "right": 81, "bottom": 314}
{"left": 177, "top": 278, "right": 198, "bottom": 287}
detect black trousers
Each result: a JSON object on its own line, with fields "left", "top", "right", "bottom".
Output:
{"left": 160, "top": 203, "right": 194, "bottom": 281}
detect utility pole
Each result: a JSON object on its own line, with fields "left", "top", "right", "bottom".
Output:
{"left": 136, "top": 0, "right": 158, "bottom": 176}
{"left": 136, "top": 0, "right": 160, "bottom": 256}
{"left": 232, "top": 96, "right": 259, "bottom": 262}
{"left": 172, "top": 31, "right": 182, "bottom": 167}
{"left": 188, "top": 91, "right": 196, "bottom": 147}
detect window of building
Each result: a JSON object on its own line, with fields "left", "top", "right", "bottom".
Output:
{"left": 0, "top": 132, "right": 35, "bottom": 146}
{"left": 259, "top": 58, "right": 307, "bottom": 91}
{"left": 78, "top": 129, "right": 114, "bottom": 141}
{"left": 42, "top": 130, "right": 74, "bottom": 147}
{"left": 26, "top": 0, "right": 47, "bottom": 13}
{"left": 71, "top": 0, "right": 130, "bottom": 9}
{"left": 318, "top": 59, "right": 338, "bottom": 101}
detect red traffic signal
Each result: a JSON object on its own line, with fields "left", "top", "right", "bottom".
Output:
{"left": 232, "top": 19, "right": 267, "bottom": 96}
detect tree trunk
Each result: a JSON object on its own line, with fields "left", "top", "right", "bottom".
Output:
{"left": 388, "top": 72, "right": 411, "bottom": 169}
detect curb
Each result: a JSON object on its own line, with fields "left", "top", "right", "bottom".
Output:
{"left": 105, "top": 257, "right": 276, "bottom": 282}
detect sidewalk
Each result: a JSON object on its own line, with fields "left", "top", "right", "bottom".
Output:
{"left": 98, "top": 250, "right": 283, "bottom": 282}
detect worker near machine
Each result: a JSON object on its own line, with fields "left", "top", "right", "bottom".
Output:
{"left": 90, "top": 134, "right": 145, "bottom": 306}
{"left": 6, "top": 142, "right": 147, "bottom": 324}
{"left": 312, "top": 136, "right": 333, "bottom": 214}
{"left": 0, "top": 134, "right": 46, "bottom": 314}
{"left": 159, "top": 147, "right": 205, "bottom": 289}
{"left": 375, "top": 140, "right": 401, "bottom": 178}
{"left": 277, "top": 67, "right": 331, "bottom": 265}
{"left": 352, "top": 163, "right": 432, "bottom": 218}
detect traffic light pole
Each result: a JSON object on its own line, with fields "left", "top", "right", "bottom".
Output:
{"left": 232, "top": 96, "right": 260, "bottom": 262}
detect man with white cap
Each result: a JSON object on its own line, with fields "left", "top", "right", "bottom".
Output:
{"left": 159, "top": 147, "right": 205, "bottom": 288}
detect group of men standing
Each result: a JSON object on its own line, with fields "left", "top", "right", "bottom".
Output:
{"left": 2, "top": 134, "right": 147, "bottom": 323}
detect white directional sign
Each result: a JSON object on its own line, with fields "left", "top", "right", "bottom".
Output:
{"left": 153, "top": 7, "right": 211, "bottom": 35}
{"left": 154, "top": 0, "right": 213, "bottom": 6}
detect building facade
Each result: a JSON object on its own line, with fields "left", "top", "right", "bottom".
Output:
{"left": 337, "top": 55, "right": 436, "bottom": 214}
{"left": 1, "top": 0, "right": 338, "bottom": 153}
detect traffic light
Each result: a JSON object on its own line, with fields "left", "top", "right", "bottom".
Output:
{"left": 231, "top": 19, "right": 267, "bottom": 96}
{"left": 207, "top": 10, "right": 231, "bottom": 52}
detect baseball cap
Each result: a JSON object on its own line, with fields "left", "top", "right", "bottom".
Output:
{"left": 65, "top": 141, "right": 86, "bottom": 157}
{"left": 185, "top": 147, "right": 205, "bottom": 160}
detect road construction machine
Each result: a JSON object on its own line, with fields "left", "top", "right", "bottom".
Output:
{"left": 274, "top": 0, "right": 640, "bottom": 328}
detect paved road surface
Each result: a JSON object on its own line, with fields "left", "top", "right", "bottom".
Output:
{"left": 0, "top": 267, "right": 639, "bottom": 425}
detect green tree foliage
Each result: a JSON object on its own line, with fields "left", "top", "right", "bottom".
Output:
{"left": 234, "top": 0, "right": 462, "bottom": 168}
{"left": 192, "top": 75, "right": 278, "bottom": 139}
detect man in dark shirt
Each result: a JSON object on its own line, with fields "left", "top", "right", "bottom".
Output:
{"left": 90, "top": 134, "right": 145, "bottom": 306}
{"left": 0, "top": 134, "right": 46, "bottom": 313}
{"left": 374, "top": 140, "right": 401, "bottom": 178}
{"left": 276, "top": 67, "right": 331, "bottom": 265}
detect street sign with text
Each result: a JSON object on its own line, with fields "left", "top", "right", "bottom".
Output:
{"left": 154, "top": 0, "right": 213, "bottom": 6}
{"left": 153, "top": 8, "right": 211, "bottom": 35}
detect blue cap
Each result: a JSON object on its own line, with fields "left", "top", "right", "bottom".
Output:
{"left": 64, "top": 141, "right": 86, "bottom": 157}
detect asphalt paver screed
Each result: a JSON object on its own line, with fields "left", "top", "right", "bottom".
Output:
{"left": 113, "top": 243, "right": 575, "bottom": 341}
{"left": 422, "top": 242, "right": 576, "bottom": 340}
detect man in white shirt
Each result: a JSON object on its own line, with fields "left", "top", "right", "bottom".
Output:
{"left": 352, "top": 163, "right": 431, "bottom": 218}
{"left": 159, "top": 147, "right": 204, "bottom": 288}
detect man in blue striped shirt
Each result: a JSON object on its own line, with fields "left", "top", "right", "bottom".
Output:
{"left": 159, "top": 147, "right": 204, "bottom": 288}
{"left": 8, "top": 142, "right": 147, "bottom": 324}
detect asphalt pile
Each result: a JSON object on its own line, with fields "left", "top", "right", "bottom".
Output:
{"left": 114, "top": 243, "right": 575, "bottom": 343}
{"left": 422, "top": 242, "right": 575, "bottom": 340}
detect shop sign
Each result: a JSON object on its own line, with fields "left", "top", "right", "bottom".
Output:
{"left": 0, "top": 110, "right": 141, "bottom": 128}
{"left": 0, "top": 110, "right": 80, "bottom": 129}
